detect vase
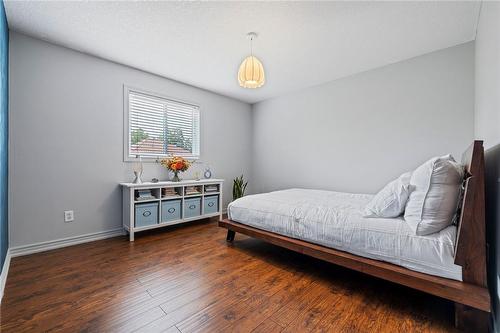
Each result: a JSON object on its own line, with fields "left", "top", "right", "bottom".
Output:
{"left": 133, "top": 170, "right": 143, "bottom": 184}
{"left": 132, "top": 155, "right": 143, "bottom": 184}
{"left": 172, "top": 171, "right": 181, "bottom": 182}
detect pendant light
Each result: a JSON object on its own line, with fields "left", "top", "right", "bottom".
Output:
{"left": 238, "top": 32, "right": 265, "bottom": 89}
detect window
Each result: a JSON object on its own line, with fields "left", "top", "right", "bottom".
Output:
{"left": 125, "top": 87, "right": 200, "bottom": 160}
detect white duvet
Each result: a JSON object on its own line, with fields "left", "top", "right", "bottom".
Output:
{"left": 228, "top": 189, "right": 462, "bottom": 281}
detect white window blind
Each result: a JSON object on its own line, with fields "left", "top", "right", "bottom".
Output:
{"left": 128, "top": 89, "right": 200, "bottom": 159}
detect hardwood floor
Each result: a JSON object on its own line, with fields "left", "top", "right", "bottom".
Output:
{"left": 1, "top": 219, "right": 459, "bottom": 332}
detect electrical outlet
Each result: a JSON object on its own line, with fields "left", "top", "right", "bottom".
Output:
{"left": 64, "top": 210, "right": 74, "bottom": 222}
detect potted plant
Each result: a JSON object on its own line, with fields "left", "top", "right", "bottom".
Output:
{"left": 160, "top": 156, "right": 191, "bottom": 182}
{"left": 233, "top": 175, "right": 248, "bottom": 201}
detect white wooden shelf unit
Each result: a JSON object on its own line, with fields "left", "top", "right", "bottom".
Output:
{"left": 120, "top": 179, "right": 224, "bottom": 241}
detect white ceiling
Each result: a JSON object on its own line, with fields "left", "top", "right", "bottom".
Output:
{"left": 5, "top": 1, "right": 480, "bottom": 104}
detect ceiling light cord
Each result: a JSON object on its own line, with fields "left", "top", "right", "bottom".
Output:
{"left": 250, "top": 35, "right": 254, "bottom": 57}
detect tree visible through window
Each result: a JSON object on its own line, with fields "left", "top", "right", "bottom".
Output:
{"left": 167, "top": 128, "right": 192, "bottom": 152}
{"left": 127, "top": 89, "right": 200, "bottom": 159}
{"left": 131, "top": 128, "right": 149, "bottom": 145}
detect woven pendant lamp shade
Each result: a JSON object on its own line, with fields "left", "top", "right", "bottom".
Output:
{"left": 238, "top": 55, "right": 265, "bottom": 89}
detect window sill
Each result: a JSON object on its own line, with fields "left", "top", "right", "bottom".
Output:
{"left": 124, "top": 156, "right": 201, "bottom": 163}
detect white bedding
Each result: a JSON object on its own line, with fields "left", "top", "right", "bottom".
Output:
{"left": 228, "top": 189, "right": 462, "bottom": 281}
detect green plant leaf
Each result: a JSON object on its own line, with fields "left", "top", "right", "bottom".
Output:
{"left": 232, "top": 174, "right": 248, "bottom": 201}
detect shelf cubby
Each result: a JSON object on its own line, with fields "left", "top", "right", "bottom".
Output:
{"left": 161, "top": 186, "right": 183, "bottom": 199}
{"left": 134, "top": 188, "right": 160, "bottom": 202}
{"left": 203, "top": 183, "right": 220, "bottom": 194}
{"left": 184, "top": 185, "right": 203, "bottom": 197}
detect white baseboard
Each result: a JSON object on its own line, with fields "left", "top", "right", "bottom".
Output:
{"left": 10, "top": 213, "right": 225, "bottom": 258}
{"left": 0, "top": 248, "right": 11, "bottom": 303}
{"left": 10, "top": 228, "right": 125, "bottom": 258}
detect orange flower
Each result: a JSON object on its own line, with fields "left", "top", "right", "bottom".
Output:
{"left": 160, "top": 156, "right": 191, "bottom": 173}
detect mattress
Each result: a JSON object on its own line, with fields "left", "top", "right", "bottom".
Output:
{"left": 228, "top": 188, "right": 462, "bottom": 281}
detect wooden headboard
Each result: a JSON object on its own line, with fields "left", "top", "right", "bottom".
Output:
{"left": 454, "top": 140, "right": 487, "bottom": 287}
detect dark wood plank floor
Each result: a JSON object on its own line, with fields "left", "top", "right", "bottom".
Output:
{"left": 1, "top": 219, "right": 458, "bottom": 332}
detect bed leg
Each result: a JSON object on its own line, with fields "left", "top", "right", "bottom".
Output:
{"left": 454, "top": 303, "right": 489, "bottom": 332}
{"left": 226, "top": 230, "right": 235, "bottom": 242}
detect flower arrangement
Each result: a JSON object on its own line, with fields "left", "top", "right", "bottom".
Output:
{"left": 160, "top": 156, "right": 191, "bottom": 182}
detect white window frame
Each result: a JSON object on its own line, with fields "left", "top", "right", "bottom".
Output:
{"left": 123, "top": 85, "right": 201, "bottom": 162}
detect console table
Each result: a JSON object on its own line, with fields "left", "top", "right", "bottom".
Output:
{"left": 120, "top": 179, "right": 224, "bottom": 241}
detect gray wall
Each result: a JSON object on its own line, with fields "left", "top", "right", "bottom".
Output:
{"left": 474, "top": 2, "right": 500, "bottom": 331}
{"left": 9, "top": 32, "right": 252, "bottom": 247}
{"left": 0, "top": 3, "right": 8, "bottom": 271}
{"left": 251, "top": 42, "right": 475, "bottom": 195}
{"left": 8, "top": 33, "right": 477, "bottom": 252}
{"left": 475, "top": 2, "right": 500, "bottom": 151}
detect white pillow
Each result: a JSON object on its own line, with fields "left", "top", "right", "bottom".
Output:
{"left": 364, "top": 172, "right": 412, "bottom": 218}
{"left": 404, "top": 154, "right": 464, "bottom": 236}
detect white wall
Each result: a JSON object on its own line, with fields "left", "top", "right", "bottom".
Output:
{"left": 252, "top": 42, "right": 474, "bottom": 194}
{"left": 9, "top": 32, "right": 252, "bottom": 247}
{"left": 474, "top": 2, "right": 500, "bottom": 331}
{"left": 475, "top": 2, "right": 500, "bottom": 149}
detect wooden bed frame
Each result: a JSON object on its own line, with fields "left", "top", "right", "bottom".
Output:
{"left": 219, "top": 140, "right": 490, "bottom": 331}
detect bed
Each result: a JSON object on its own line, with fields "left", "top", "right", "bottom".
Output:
{"left": 219, "top": 141, "right": 490, "bottom": 331}
{"left": 228, "top": 188, "right": 462, "bottom": 281}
